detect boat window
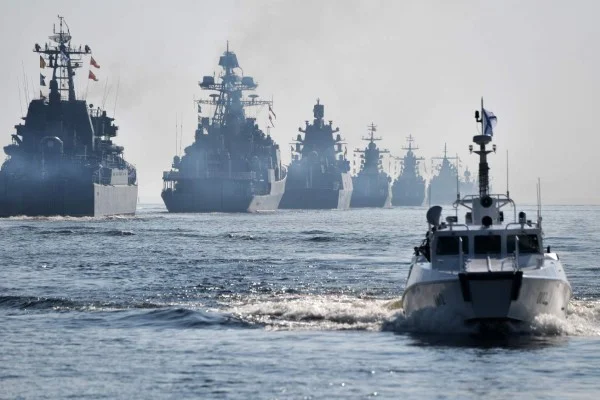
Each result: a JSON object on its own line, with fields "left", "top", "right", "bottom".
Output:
{"left": 507, "top": 234, "right": 540, "bottom": 254}
{"left": 474, "top": 235, "right": 502, "bottom": 254}
{"left": 436, "top": 236, "right": 469, "bottom": 255}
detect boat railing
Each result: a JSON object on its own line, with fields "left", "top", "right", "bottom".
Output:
{"left": 454, "top": 194, "right": 516, "bottom": 221}
{"left": 504, "top": 222, "right": 540, "bottom": 231}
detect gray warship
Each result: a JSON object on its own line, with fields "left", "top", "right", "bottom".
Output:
{"left": 391, "top": 135, "right": 426, "bottom": 206}
{"left": 427, "top": 143, "right": 460, "bottom": 205}
{"left": 460, "top": 166, "right": 477, "bottom": 196}
{"left": 279, "top": 100, "right": 352, "bottom": 209}
{"left": 0, "top": 17, "right": 137, "bottom": 217}
{"left": 161, "top": 45, "right": 286, "bottom": 212}
{"left": 350, "top": 123, "right": 391, "bottom": 208}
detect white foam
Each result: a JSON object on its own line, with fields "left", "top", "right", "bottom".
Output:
{"left": 227, "top": 295, "right": 600, "bottom": 336}
{"left": 227, "top": 294, "right": 398, "bottom": 331}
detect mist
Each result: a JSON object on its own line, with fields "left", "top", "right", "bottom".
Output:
{"left": 1, "top": 0, "right": 598, "bottom": 204}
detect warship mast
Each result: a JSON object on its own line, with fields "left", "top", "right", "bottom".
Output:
{"left": 36, "top": 16, "right": 91, "bottom": 102}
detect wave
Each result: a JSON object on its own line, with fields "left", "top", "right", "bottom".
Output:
{"left": 0, "top": 295, "right": 162, "bottom": 312}
{"left": 225, "top": 233, "right": 256, "bottom": 240}
{"left": 300, "top": 230, "right": 329, "bottom": 235}
{"left": 114, "top": 307, "right": 250, "bottom": 329}
{"left": 4, "top": 214, "right": 140, "bottom": 222}
{"left": 306, "top": 236, "right": 335, "bottom": 242}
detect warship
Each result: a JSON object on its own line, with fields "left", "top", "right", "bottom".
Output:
{"left": 391, "top": 135, "right": 426, "bottom": 206}
{"left": 0, "top": 17, "right": 137, "bottom": 217}
{"left": 161, "top": 45, "right": 286, "bottom": 212}
{"left": 279, "top": 100, "right": 352, "bottom": 209}
{"left": 460, "top": 166, "right": 477, "bottom": 196}
{"left": 427, "top": 143, "right": 460, "bottom": 205}
{"left": 350, "top": 123, "right": 391, "bottom": 208}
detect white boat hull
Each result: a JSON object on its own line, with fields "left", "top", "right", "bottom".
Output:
{"left": 402, "top": 266, "right": 571, "bottom": 326}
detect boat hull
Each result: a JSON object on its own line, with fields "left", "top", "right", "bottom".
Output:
{"left": 161, "top": 178, "right": 285, "bottom": 213}
{"left": 0, "top": 179, "right": 137, "bottom": 217}
{"left": 402, "top": 271, "right": 571, "bottom": 326}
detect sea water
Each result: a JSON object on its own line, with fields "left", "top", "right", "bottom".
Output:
{"left": 1, "top": 205, "right": 599, "bottom": 399}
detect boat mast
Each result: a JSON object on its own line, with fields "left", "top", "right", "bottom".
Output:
{"left": 471, "top": 98, "right": 496, "bottom": 198}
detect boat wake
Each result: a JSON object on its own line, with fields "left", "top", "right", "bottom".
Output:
{"left": 226, "top": 294, "right": 600, "bottom": 336}
{"left": 227, "top": 294, "right": 398, "bottom": 331}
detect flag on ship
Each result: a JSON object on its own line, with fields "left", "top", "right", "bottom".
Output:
{"left": 39, "top": 56, "right": 46, "bottom": 68}
{"left": 88, "top": 70, "right": 98, "bottom": 81}
{"left": 268, "top": 114, "right": 275, "bottom": 127}
{"left": 40, "top": 73, "right": 46, "bottom": 86}
{"left": 90, "top": 57, "right": 100, "bottom": 68}
{"left": 482, "top": 108, "right": 497, "bottom": 136}
{"left": 269, "top": 105, "right": 277, "bottom": 119}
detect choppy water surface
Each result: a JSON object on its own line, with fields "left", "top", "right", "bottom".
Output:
{"left": 1, "top": 205, "right": 600, "bottom": 399}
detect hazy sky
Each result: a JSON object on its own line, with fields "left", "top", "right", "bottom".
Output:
{"left": 1, "top": 0, "right": 598, "bottom": 204}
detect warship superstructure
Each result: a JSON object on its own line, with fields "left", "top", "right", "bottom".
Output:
{"left": 161, "top": 45, "right": 286, "bottom": 212}
{"left": 427, "top": 144, "right": 460, "bottom": 205}
{"left": 350, "top": 124, "right": 391, "bottom": 208}
{"left": 279, "top": 100, "right": 352, "bottom": 209}
{"left": 0, "top": 17, "right": 137, "bottom": 217}
{"left": 391, "top": 135, "right": 426, "bottom": 206}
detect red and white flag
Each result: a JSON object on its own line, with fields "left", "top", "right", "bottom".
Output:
{"left": 88, "top": 70, "right": 99, "bottom": 81}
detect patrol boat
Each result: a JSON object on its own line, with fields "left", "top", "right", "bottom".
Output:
{"left": 391, "top": 135, "right": 426, "bottom": 206}
{"left": 401, "top": 102, "right": 571, "bottom": 330}
{"left": 161, "top": 44, "right": 286, "bottom": 212}
{"left": 0, "top": 17, "right": 137, "bottom": 217}
{"left": 279, "top": 100, "right": 352, "bottom": 209}
{"left": 350, "top": 123, "right": 391, "bottom": 208}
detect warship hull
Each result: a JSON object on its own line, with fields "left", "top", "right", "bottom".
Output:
{"left": 391, "top": 186, "right": 425, "bottom": 206}
{"left": 350, "top": 179, "right": 391, "bottom": 208}
{"left": 279, "top": 173, "right": 352, "bottom": 210}
{"left": 0, "top": 179, "right": 137, "bottom": 217}
{"left": 279, "top": 187, "right": 352, "bottom": 210}
{"left": 162, "top": 178, "right": 285, "bottom": 213}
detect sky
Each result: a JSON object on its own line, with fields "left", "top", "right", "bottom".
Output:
{"left": 0, "top": 0, "right": 598, "bottom": 204}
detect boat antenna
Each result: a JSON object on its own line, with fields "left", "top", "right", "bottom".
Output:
{"left": 17, "top": 79, "right": 24, "bottom": 116}
{"left": 175, "top": 113, "right": 178, "bottom": 157}
{"left": 179, "top": 116, "right": 183, "bottom": 156}
{"left": 455, "top": 153, "right": 460, "bottom": 202}
{"left": 537, "top": 178, "right": 542, "bottom": 223}
{"left": 113, "top": 76, "right": 120, "bottom": 118}
{"left": 506, "top": 149, "right": 510, "bottom": 198}
{"left": 21, "top": 61, "right": 30, "bottom": 105}
{"left": 101, "top": 77, "right": 110, "bottom": 108}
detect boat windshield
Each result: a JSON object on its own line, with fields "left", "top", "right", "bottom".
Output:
{"left": 507, "top": 234, "right": 540, "bottom": 254}
{"left": 474, "top": 235, "right": 502, "bottom": 255}
{"left": 436, "top": 236, "right": 469, "bottom": 255}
